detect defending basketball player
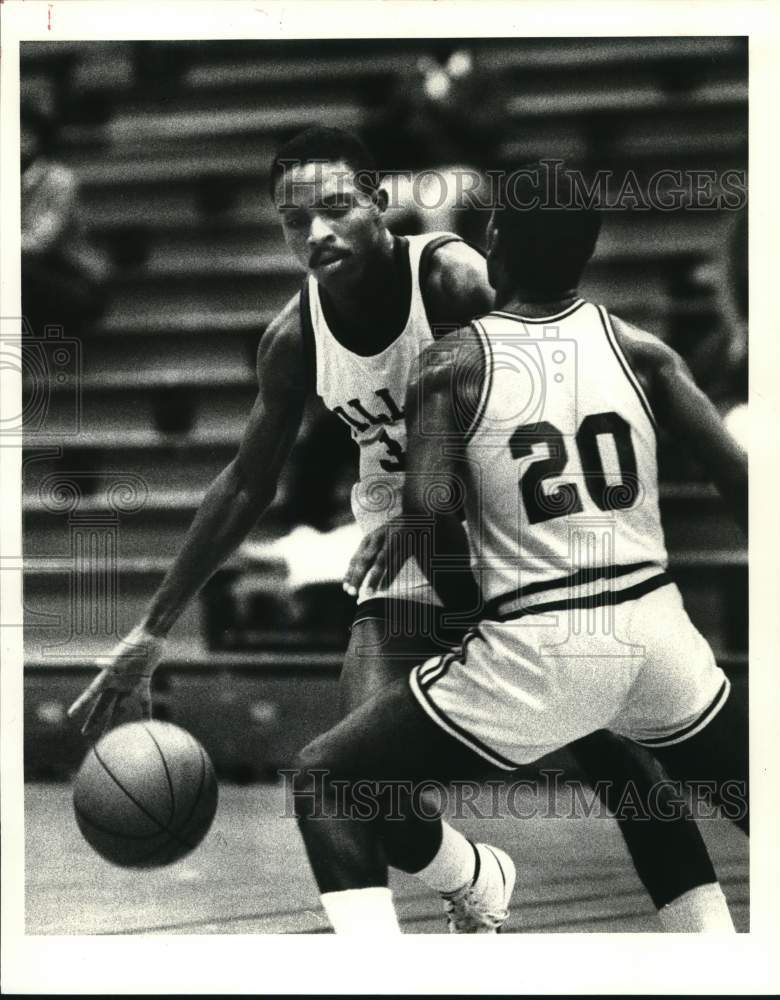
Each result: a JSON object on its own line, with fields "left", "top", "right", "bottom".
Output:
{"left": 69, "top": 130, "right": 734, "bottom": 932}
{"left": 289, "top": 164, "right": 748, "bottom": 934}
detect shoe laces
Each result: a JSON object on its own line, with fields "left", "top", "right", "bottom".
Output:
{"left": 443, "top": 882, "right": 509, "bottom": 932}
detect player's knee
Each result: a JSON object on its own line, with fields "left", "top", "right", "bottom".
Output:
{"left": 290, "top": 739, "right": 331, "bottom": 822}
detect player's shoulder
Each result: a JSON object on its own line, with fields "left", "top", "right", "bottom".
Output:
{"left": 608, "top": 311, "right": 682, "bottom": 379}
{"left": 425, "top": 237, "right": 488, "bottom": 292}
{"left": 259, "top": 293, "right": 302, "bottom": 348}
{"left": 422, "top": 237, "right": 493, "bottom": 328}
{"left": 413, "top": 323, "right": 490, "bottom": 436}
{"left": 255, "top": 292, "right": 305, "bottom": 382}
{"left": 416, "top": 323, "right": 487, "bottom": 389}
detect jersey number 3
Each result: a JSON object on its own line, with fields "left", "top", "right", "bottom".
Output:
{"left": 509, "top": 411, "right": 640, "bottom": 524}
{"left": 377, "top": 427, "right": 406, "bottom": 472}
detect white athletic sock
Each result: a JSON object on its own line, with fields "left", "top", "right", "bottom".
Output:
{"left": 415, "top": 821, "right": 477, "bottom": 894}
{"left": 658, "top": 883, "right": 736, "bottom": 932}
{"left": 320, "top": 887, "right": 401, "bottom": 935}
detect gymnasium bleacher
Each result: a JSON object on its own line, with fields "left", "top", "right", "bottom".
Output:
{"left": 21, "top": 38, "right": 748, "bottom": 778}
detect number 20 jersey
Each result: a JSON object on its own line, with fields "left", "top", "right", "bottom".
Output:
{"left": 302, "top": 232, "right": 459, "bottom": 604}
{"left": 463, "top": 301, "right": 669, "bottom": 613}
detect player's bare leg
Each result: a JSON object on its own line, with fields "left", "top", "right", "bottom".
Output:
{"left": 650, "top": 682, "right": 749, "bottom": 834}
{"left": 570, "top": 730, "right": 734, "bottom": 930}
{"left": 339, "top": 608, "right": 445, "bottom": 713}
{"left": 332, "top": 609, "right": 512, "bottom": 932}
{"left": 294, "top": 676, "right": 515, "bottom": 933}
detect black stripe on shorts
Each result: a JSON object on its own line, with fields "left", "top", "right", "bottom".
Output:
{"left": 634, "top": 679, "right": 730, "bottom": 747}
{"left": 413, "top": 677, "right": 523, "bottom": 770}
{"left": 483, "top": 560, "right": 657, "bottom": 619}
{"left": 494, "top": 572, "right": 671, "bottom": 623}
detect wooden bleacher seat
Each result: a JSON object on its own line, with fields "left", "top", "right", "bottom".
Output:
{"left": 183, "top": 52, "right": 411, "bottom": 91}
{"left": 109, "top": 101, "right": 366, "bottom": 143}
{"left": 504, "top": 81, "right": 745, "bottom": 120}
{"left": 74, "top": 328, "right": 257, "bottom": 384}
{"left": 79, "top": 186, "right": 278, "bottom": 237}
{"left": 486, "top": 37, "right": 744, "bottom": 73}
{"left": 79, "top": 365, "right": 254, "bottom": 391}
{"left": 99, "top": 303, "right": 275, "bottom": 335}
{"left": 23, "top": 440, "right": 236, "bottom": 495}
{"left": 69, "top": 45, "right": 135, "bottom": 94}
{"left": 135, "top": 246, "right": 299, "bottom": 280}
{"left": 64, "top": 147, "right": 278, "bottom": 186}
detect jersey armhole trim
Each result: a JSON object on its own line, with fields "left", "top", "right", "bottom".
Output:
{"left": 298, "top": 279, "right": 317, "bottom": 394}
{"left": 419, "top": 234, "right": 465, "bottom": 337}
{"left": 463, "top": 319, "right": 493, "bottom": 443}
{"left": 598, "top": 306, "right": 658, "bottom": 431}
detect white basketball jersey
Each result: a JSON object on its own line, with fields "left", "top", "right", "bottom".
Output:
{"left": 303, "top": 232, "right": 460, "bottom": 604}
{"left": 463, "top": 301, "right": 669, "bottom": 615}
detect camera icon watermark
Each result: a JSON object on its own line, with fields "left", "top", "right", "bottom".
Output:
{"left": 8, "top": 471, "right": 150, "bottom": 658}
{"left": 0, "top": 318, "right": 82, "bottom": 438}
{"left": 418, "top": 323, "right": 579, "bottom": 440}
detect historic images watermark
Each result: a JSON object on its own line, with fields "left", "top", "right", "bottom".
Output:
{"left": 275, "top": 159, "right": 747, "bottom": 213}
{"left": 0, "top": 318, "right": 81, "bottom": 439}
{"left": 280, "top": 768, "right": 748, "bottom": 824}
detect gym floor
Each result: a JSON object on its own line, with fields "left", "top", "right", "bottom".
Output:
{"left": 25, "top": 781, "right": 748, "bottom": 934}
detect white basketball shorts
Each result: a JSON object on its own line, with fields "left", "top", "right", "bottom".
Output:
{"left": 409, "top": 579, "right": 730, "bottom": 768}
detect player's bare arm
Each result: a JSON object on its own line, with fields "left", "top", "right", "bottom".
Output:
{"left": 141, "top": 295, "right": 307, "bottom": 636}
{"left": 611, "top": 313, "right": 748, "bottom": 533}
{"left": 423, "top": 239, "right": 494, "bottom": 330}
{"left": 68, "top": 294, "right": 308, "bottom": 736}
{"left": 364, "top": 330, "right": 481, "bottom": 612}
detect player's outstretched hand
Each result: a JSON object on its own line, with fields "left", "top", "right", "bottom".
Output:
{"left": 67, "top": 623, "right": 166, "bottom": 740}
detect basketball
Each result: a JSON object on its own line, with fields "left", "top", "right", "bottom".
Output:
{"left": 73, "top": 721, "right": 218, "bottom": 869}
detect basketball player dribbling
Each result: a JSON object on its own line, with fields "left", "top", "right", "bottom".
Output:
{"left": 289, "top": 162, "right": 748, "bottom": 935}
{"left": 70, "top": 129, "right": 736, "bottom": 932}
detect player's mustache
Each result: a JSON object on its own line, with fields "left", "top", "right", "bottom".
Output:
{"left": 309, "top": 246, "right": 347, "bottom": 268}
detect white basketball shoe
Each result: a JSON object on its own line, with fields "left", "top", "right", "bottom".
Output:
{"left": 442, "top": 843, "right": 516, "bottom": 933}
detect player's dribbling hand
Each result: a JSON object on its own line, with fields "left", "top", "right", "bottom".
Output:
{"left": 67, "top": 623, "right": 166, "bottom": 739}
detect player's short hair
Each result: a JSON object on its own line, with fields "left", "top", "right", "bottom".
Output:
{"left": 493, "top": 161, "right": 602, "bottom": 295}
{"left": 269, "top": 126, "right": 379, "bottom": 202}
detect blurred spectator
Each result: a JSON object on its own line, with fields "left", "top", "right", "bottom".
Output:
{"left": 717, "top": 204, "right": 748, "bottom": 398}
{"left": 687, "top": 205, "right": 747, "bottom": 409}
{"left": 367, "top": 46, "right": 501, "bottom": 241}
{"left": 21, "top": 93, "right": 110, "bottom": 336}
{"left": 718, "top": 205, "right": 748, "bottom": 449}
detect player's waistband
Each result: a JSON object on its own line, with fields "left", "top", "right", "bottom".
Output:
{"left": 482, "top": 561, "right": 670, "bottom": 622}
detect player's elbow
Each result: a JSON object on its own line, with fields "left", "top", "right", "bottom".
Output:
{"left": 225, "top": 456, "right": 274, "bottom": 511}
